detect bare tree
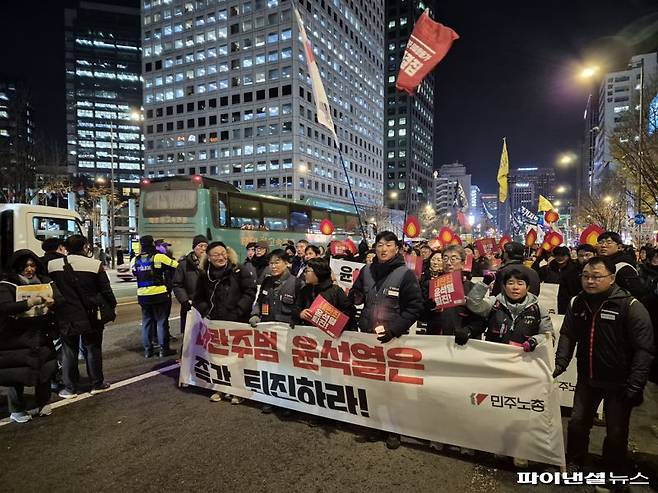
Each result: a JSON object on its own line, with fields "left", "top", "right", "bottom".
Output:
{"left": 577, "top": 172, "right": 629, "bottom": 232}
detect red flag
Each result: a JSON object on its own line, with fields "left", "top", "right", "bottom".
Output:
{"left": 579, "top": 224, "right": 603, "bottom": 246}
{"left": 396, "top": 10, "right": 459, "bottom": 95}
{"left": 403, "top": 216, "right": 421, "bottom": 238}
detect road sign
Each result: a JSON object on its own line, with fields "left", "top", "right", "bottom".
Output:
{"left": 635, "top": 213, "right": 646, "bottom": 225}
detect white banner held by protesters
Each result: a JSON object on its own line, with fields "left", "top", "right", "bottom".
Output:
{"left": 180, "top": 310, "right": 565, "bottom": 466}
{"left": 329, "top": 258, "right": 364, "bottom": 293}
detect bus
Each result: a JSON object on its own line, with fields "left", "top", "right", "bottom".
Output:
{"left": 0, "top": 204, "right": 85, "bottom": 270}
{"left": 138, "top": 175, "right": 362, "bottom": 259}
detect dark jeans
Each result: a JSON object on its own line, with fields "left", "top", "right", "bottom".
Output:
{"left": 7, "top": 382, "right": 51, "bottom": 413}
{"left": 567, "top": 380, "right": 632, "bottom": 474}
{"left": 142, "top": 302, "right": 170, "bottom": 351}
{"left": 61, "top": 331, "right": 105, "bottom": 391}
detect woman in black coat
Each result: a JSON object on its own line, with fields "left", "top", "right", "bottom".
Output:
{"left": 293, "top": 257, "right": 356, "bottom": 330}
{"left": 0, "top": 249, "right": 63, "bottom": 423}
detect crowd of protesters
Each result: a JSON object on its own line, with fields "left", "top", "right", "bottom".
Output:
{"left": 1, "top": 227, "right": 656, "bottom": 490}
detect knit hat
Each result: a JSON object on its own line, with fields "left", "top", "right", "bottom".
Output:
{"left": 192, "top": 234, "right": 209, "bottom": 248}
{"left": 140, "top": 235, "right": 154, "bottom": 248}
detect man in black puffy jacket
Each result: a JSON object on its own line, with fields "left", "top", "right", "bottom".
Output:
{"left": 173, "top": 235, "right": 208, "bottom": 334}
{"left": 554, "top": 256, "right": 654, "bottom": 483}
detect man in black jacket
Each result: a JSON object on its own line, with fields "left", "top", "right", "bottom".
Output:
{"left": 557, "top": 244, "right": 596, "bottom": 314}
{"left": 40, "top": 238, "right": 67, "bottom": 270}
{"left": 47, "top": 235, "right": 117, "bottom": 398}
{"left": 554, "top": 256, "right": 654, "bottom": 482}
{"left": 348, "top": 230, "right": 424, "bottom": 450}
{"left": 531, "top": 246, "right": 579, "bottom": 285}
{"left": 597, "top": 231, "right": 648, "bottom": 300}
{"left": 490, "top": 241, "right": 540, "bottom": 296}
{"left": 290, "top": 239, "right": 309, "bottom": 276}
{"left": 173, "top": 234, "right": 208, "bottom": 334}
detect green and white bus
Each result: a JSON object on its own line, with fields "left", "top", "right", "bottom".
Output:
{"left": 138, "top": 175, "right": 361, "bottom": 259}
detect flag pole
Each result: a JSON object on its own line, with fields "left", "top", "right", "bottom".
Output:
{"left": 336, "top": 146, "right": 367, "bottom": 242}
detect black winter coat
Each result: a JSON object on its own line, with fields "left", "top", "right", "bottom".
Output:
{"left": 254, "top": 270, "right": 303, "bottom": 323}
{"left": 193, "top": 261, "right": 257, "bottom": 322}
{"left": 173, "top": 251, "right": 203, "bottom": 307}
{"left": 557, "top": 262, "right": 584, "bottom": 315}
{"left": 532, "top": 257, "right": 579, "bottom": 285}
{"left": 638, "top": 263, "right": 658, "bottom": 383}
{"left": 606, "top": 250, "right": 648, "bottom": 300}
{"left": 293, "top": 279, "right": 356, "bottom": 329}
{"left": 555, "top": 285, "right": 655, "bottom": 390}
{"left": 0, "top": 250, "right": 63, "bottom": 386}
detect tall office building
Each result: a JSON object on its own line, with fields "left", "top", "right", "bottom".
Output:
{"left": 433, "top": 162, "right": 470, "bottom": 216}
{"left": 593, "top": 52, "right": 658, "bottom": 188}
{"left": 0, "top": 76, "right": 36, "bottom": 203}
{"left": 383, "top": 0, "right": 435, "bottom": 213}
{"left": 141, "top": 0, "right": 385, "bottom": 208}
{"left": 480, "top": 193, "right": 498, "bottom": 230}
{"left": 65, "top": 2, "right": 143, "bottom": 197}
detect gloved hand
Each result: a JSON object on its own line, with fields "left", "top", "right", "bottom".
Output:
{"left": 483, "top": 272, "right": 496, "bottom": 286}
{"left": 522, "top": 337, "right": 538, "bottom": 352}
{"left": 249, "top": 315, "right": 261, "bottom": 328}
{"left": 552, "top": 365, "right": 565, "bottom": 379}
{"left": 375, "top": 326, "right": 394, "bottom": 343}
{"left": 454, "top": 326, "right": 471, "bottom": 345}
{"left": 289, "top": 323, "right": 295, "bottom": 330}
{"left": 624, "top": 386, "right": 644, "bottom": 407}
{"left": 424, "top": 299, "right": 437, "bottom": 311}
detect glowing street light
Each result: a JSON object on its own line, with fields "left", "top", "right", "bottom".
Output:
{"left": 579, "top": 66, "right": 600, "bottom": 80}
{"left": 603, "top": 195, "right": 613, "bottom": 203}
{"left": 389, "top": 191, "right": 398, "bottom": 199}
{"left": 556, "top": 185, "right": 567, "bottom": 194}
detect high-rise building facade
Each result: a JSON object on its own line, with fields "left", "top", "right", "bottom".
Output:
{"left": 508, "top": 166, "right": 556, "bottom": 213}
{"left": 383, "top": 0, "right": 435, "bottom": 213}
{"left": 433, "top": 162, "right": 470, "bottom": 216}
{"left": 141, "top": 0, "right": 384, "bottom": 208}
{"left": 65, "top": 2, "right": 144, "bottom": 196}
{"left": 480, "top": 193, "right": 498, "bottom": 230}
{"left": 593, "top": 52, "right": 658, "bottom": 188}
{"left": 0, "top": 76, "right": 36, "bottom": 203}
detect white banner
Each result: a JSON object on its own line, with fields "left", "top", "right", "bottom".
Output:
{"left": 180, "top": 311, "right": 565, "bottom": 466}
{"left": 538, "top": 282, "right": 559, "bottom": 315}
{"left": 329, "top": 258, "right": 365, "bottom": 293}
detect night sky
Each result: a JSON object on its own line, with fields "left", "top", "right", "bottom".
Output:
{"left": 1, "top": 1, "right": 657, "bottom": 195}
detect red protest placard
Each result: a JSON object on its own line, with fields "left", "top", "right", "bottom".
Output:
{"left": 475, "top": 238, "right": 497, "bottom": 257}
{"left": 464, "top": 254, "right": 473, "bottom": 272}
{"left": 429, "top": 272, "right": 465, "bottom": 309}
{"left": 308, "top": 295, "right": 349, "bottom": 338}
{"left": 404, "top": 253, "right": 423, "bottom": 278}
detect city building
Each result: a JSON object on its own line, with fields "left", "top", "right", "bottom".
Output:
{"left": 593, "top": 52, "right": 658, "bottom": 188}
{"left": 433, "top": 162, "right": 470, "bottom": 217}
{"left": 500, "top": 166, "right": 556, "bottom": 235}
{"left": 480, "top": 193, "right": 498, "bottom": 231}
{"left": 0, "top": 75, "right": 36, "bottom": 203}
{"left": 65, "top": 1, "right": 144, "bottom": 197}
{"left": 141, "top": 0, "right": 385, "bottom": 208}
{"left": 384, "top": 0, "right": 435, "bottom": 213}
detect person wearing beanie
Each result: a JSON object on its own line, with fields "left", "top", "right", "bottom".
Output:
{"left": 130, "top": 235, "right": 179, "bottom": 358}
{"left": 173, "top": 235, "right": 209, "bottom": 335}
{"left": 491, "top": 241, "right": 540, "bottom": 296}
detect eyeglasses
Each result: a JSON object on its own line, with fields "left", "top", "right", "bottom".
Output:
{"left": 442, "top": 256, "right": 462, "bottom": 263}
{"left": 580, "top": 274, "right": 613, "bottom": 281}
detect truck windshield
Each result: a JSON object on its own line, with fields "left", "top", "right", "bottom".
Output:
{"left": 32, "top": 216, "right": 84, "bottom": 241}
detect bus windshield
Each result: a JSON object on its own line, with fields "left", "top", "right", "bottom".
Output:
{"left": 142, "top": 189, "right": 198, "bottom": 217}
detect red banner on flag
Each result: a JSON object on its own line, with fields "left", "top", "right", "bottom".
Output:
{"left": 308, "top": 295, "right": 350, "bottom": 339}
{"left": 429, "top": 272, "right": 466, "bottom": 309}
{"left": 464, "top": 254, "right": 473, "bottom": 272}
{"left": 395, "top": 10, "right": 459, "bottom": 95}
{"left": 475, "top": 237, "right": 498, "bottom": 257}
{"left": 405, "top": 253, "right": 424, "bottom": 278}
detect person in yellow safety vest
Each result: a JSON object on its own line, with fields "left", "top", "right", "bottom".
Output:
{"left": 130, "top": 235, "right": 179, "bottom": 358}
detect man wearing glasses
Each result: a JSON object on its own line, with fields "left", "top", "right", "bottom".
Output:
{"left": 596, "top": 231, "right": 648, "bottom": 300}
{"left": 554, "top": 256, "right": 654, "bottom": 489}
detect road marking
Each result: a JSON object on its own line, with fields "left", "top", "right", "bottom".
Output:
{"left": 0, "top": 362, "right": 181, "bottom": 427}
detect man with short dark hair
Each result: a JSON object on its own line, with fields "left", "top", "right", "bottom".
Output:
{"left": 40, "top": 238, "right": 67, "bottom": 269}
{"left": 596, "top": 231, "right": 648, "bottom": 300}
{"left": 554, "top": 256, "right": 654, "bottom": 486}
{"left": 290, "top": 239, "right": 309, "bottom": 276}
{"left": 532, "top": 245, "right": 578, "bottom": 285}
{"left": 491, "top": 241, "right": 540, "bottom": 296}
{"left": 48, "top": 235, "right": 117, "bottom": 398}
{"left": 173, "top": 235, "right": 208, "bottom": 335}
{"left": 557, "top": 244, "right": 597, "bottom": 314}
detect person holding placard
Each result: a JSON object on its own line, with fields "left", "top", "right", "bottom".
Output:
{"left": 0, "top": 250, "right": 63, "bottom": 423}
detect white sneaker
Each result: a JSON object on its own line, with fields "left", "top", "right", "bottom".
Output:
{"left": 58, "top": 389, "right": 78, "bottom": 399}
{"left": 513, "top": 457, "right": 529, "bottom": 468}
{"left": 230, "top": 396, "right": 243, "bottom": 405}
{"left": 209, "top": 392, "right": 224, "bottom": 402}
{"left": 10, "top": 412, "right": 32, "bottom": 424}
{"left": 28, "top": 405, "right": 53, "bottom": 417}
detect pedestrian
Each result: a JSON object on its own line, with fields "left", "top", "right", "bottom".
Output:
{"left": 465, "top": 267, "right": 554, "bottom": 468}
{"left": 251, "top": 240, "right": 271, "bottom": 284}
{"left": 0, "top": 250, "right": 62, "bottom": 423}
{"left": 554, "top": 256, "right": 654, "bottom": 487}
{"left": 531, "top": 246, "right": 579, "bottom": 284}
{"left": 47, "top": 235, "right": 117, "bottom": 398}
{"left": 291, "top": 239, "right": 309, "bottom": 276}
{"left": 364, "top": 249, "right": 376, "bottom": 264}
{"left": 116, "top": 247, "right": 124, "bottom": 266}
{"left": 193, "top": 241, "right": 256, "bottom": 404}
{"left": 172, "top": 235, "right": 208, "bottom": 335}
{"left": 357, "top": 239, "right": 370, "bottom": 263}
{"left": 557, "top": 244, "right": 596, "bottom": 314}
{"left": 636, "top": 248, "right": 658, "bottom": 385}
{"left": 490, "top": 241, "right": 540, "bottom": 296}
{"left": 470, "top": 246, "right": 489, "bottom": 277}
{"left": 244, "top": 242, "right": 257, "bottom": 265}
{"left": 155, "top": 239, "right": 177, "bottom": 345}
{"left": 348, "top": 231, "right": 424, "bottom": 449}
{"left": 98, "top": 247, "right": 107, "bottom": 266}
{"left": 596, "top": 231, "right": 648, "bottom": 299}
{"left": 130, "top": 235, "right": 178, "bottom": 358}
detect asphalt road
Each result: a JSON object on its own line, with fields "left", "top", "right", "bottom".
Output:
{"left": 1, "top": 299, "right": 657, "bottom": 492}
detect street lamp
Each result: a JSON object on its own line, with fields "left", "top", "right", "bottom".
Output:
{"left": 579, "top": 66, "right": 600, "bottom": 80}
{"left": 556, "top": 185, "right": 567, "bottom": 194}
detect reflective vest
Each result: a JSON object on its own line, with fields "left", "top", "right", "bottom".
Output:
{"left": 132, "top": 252, "right": 178, "bottom": 301}
{"left": 358, "top": 264, "right": 407, "bottom": 333}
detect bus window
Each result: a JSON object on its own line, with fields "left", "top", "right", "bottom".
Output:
{"left": 290, "top": 207, "right": 310, "bottom": 232}
{"left": 263, "top": 201, "right": 289, "bottom": 231}
{"left": 310, "top": 209, "right": 328, "bottom": 233}
{"left": 344, "top": 215, "right": 358, "bottom": 234}
{"left": 142, "top": 189, "right": 198, "bottom": 217}
{"left": 32, "top": 216, "right": 84, "bottom": 241}
{"left": 229, "top": 195, "right": 261, "bottom": 229}
{"left": 330, "top": 212, "right": 347, "bottom": 233}
{"left": 211, "top": 190, "right": 228, "bottom": 227}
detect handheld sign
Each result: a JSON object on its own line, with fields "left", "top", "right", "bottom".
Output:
{"left": 307, "top": 295, "right": 349, "bottom": 338}
{"left": 429, "top": 272, "right": 466, "bottom": 309}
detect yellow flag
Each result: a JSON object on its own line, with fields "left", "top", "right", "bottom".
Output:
{"left": 497, "top": 138, "right": 509, "bottom": 203}
{"left": 538, "top": 194, "right": 555, "bottom": 212}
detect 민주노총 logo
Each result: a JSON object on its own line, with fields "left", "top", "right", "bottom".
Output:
{"left": 471, "top": 393, "right": 545, "bottom": 413}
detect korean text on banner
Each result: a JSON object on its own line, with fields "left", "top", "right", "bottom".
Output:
{"left": 429, "top": 272, "right": 465, "bottom": 309}
{"left": 307, "top": 295, "right": 349, "bottom": 339}
{"left": 15, "top": 283, "right": 53, "bottom": 318}
{"left": 475, "top": 237, "right": 498, "bottom": 257}
{"left": 329, "top": 258, "right": 364, "bottom": 294}
{"left": 396, "top": 10, "right": 459, "bottom": 95}
{"left": 180, "top": 311, "right": 565, "bottom": 467}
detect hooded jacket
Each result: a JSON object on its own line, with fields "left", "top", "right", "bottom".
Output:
{"left": 0, "top": 250, "right": 63, "bottom": 386}
{"left": 348, "top": 254, "right": 424, "bottom": 337}
{"left": 555, "top": 285, "right": 654, "bottom": 390}
{"left": 466, "top": 282, "right": 553, "bottom": 345}
{"left": 193, "top": 252, "right": 257, "bottom": 322}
